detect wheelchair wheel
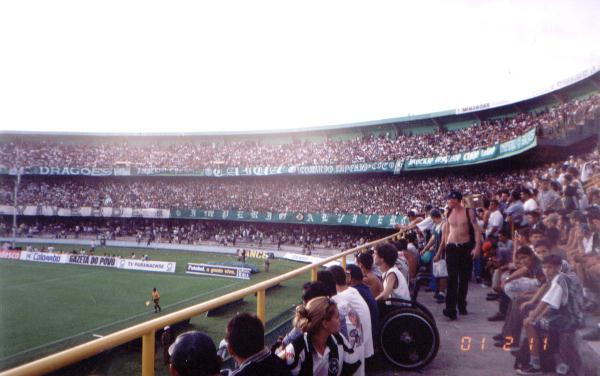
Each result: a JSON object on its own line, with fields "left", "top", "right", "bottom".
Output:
{"left": 379, "top": 307, "right": 440, "bottom": 370}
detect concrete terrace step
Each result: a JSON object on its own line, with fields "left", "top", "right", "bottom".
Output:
{"left": 370, "top": 283, "right": 600, "bottom": 376}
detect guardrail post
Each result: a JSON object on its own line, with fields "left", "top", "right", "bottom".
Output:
{"left": 311, "top": 266, "right": 317, "bottom": 281}
{"left": 341, "top": 255, "right": 347, "bottom": 270}
{"left": 142, "top": 330, "right": 156, "bottom": 376}
{"left": 257, "top": 289, "right": 266, "bottom": 324}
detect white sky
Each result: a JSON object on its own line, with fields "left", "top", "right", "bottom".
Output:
{"left": 0, "top": 0, "right": 599, "bottom": 134}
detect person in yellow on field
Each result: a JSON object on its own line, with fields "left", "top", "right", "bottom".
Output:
{"left": 152, "top": 287, "right": 162, "bottom": 313}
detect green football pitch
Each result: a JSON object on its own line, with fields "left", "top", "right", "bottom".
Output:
{"left": 0, "top": 244, "right": 310, "bottom": 373}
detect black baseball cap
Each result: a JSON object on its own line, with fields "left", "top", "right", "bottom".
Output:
{"left": 447, "top": 190, "right": 463, "bottom": 200}
{"left": 168, "top": 331, "right": 221, "bottom": 376}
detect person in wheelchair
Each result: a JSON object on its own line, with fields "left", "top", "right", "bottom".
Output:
{"left": 374, "top": 242, "right": 440, "bottom": 371}
{"left": 373, "top": 243, "right": 410, "bottom": 305}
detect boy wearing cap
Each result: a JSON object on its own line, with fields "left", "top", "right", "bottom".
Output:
{"left": 168, "top": 331, "right": 222, "bottom": 376}
{"left": 518, "top": 255, "right": 583, "bottom": 375}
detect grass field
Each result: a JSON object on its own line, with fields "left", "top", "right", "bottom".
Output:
{"left": 0, "top": 244, "right": 310, "bottom": 373}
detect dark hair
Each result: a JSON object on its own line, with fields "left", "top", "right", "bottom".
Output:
{"left": 226, "top": 313, "right": 264, "bottom": 359}
{"left": 511, "top": 190, "right": 521, "bottom": 200}
{"left": 515, "top": 245, "right": 535, "bottom": 257}
{"left": 328, "top": 265, "right": 347, "bottom": 286}
{"left": 302, "top": 281, "right": 330, "bottom": 303}
{"left": 346, "top": 264, "right": 363, "bottom": 281}
{"left": 530, "top": 228, "right": 545, "bottom": 236}
{"left": 375, "top": 243, "right": 398, "bottom": 267}
{"left": 168, "top": 331, "right": 221, "bottom": 376}
{"left": 356, "top": 252, "right": 374, "bottom": 270}
{"left": 542, "top": 254, "right": 562, "bottom": 266}
{"left": 316, "top": 270, "right": 337, "bottom": 297}
{"left": 393, "top": 239, "right": 408, "bottom": 251}
{"left": 533, "top": 239, "right": 552, "bottom": 250}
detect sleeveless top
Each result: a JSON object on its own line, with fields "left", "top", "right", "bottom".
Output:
{"left": 381, "top": 266, "right": 410, "bottom": 301}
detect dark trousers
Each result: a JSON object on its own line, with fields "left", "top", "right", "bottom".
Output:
{"left": 445, "top": 242, "right": 473, "bottom": 314}
{"left": 154, "top": 299, "right": 161, "bottom": 312}
{"left": 499, "top": 292, "right": 511, "bottom": 315}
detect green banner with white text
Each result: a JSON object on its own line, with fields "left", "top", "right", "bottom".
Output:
{"left": 402, "top": 128, "right": 537, "bottom": 171}
{"left": 170, "top": 209, "right": 407, "bottom": 229}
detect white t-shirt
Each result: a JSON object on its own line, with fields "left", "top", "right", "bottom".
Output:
{"left": 486, "top": 210, "right": 504, "bottom": 238}
{"left": 416, "top": 216, "right": 434, "bottom": 233}
{"left": 583, "top": 235, "right": 594, "bottom": 254}
{"left": 542, "top": 274, "right": 568, "bottom": 310}
{"left": 523, "top": 198, "right": 539, "bottom": 212}
{"left": 332, "top": 287, "right": 374, "bottom": 376}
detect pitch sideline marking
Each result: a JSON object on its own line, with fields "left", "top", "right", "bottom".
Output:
{"left": 0, "top": 280, "right": 245, "bottom": 362}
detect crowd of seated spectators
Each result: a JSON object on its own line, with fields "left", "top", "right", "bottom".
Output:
{"left": 0, "top": 95, "right": 597, "bottom": 170}
{"left": 377, "top": 157, "right": 600, "bottom": 374}
{"left": 2, "top": 152, "right": 599, "bottom": 217}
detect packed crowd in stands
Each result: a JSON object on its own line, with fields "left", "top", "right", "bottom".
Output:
{"left": 2, "top": 151, "right": 599, "bottom": 216}
{"left": 0, "top": 95, "right": 597, "bottom": 169}
{"left": 4, "top": 217, "right": 385, "bottom": 251}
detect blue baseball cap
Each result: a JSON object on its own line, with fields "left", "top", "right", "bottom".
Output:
{"left": 447, "top": 190, "right": 463, "bottom": 200}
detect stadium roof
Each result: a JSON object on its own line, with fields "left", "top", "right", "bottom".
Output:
{"left": 1, "top": 1, "right": 599, "bottom": 136}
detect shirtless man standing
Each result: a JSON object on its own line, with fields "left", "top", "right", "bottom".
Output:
{"left": 434, "top": 190, "right": 482, "bottom": 320}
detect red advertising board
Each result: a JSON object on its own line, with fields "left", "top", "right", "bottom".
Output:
{"left": 0, "top": 250, "right": 21, "bottom": 260}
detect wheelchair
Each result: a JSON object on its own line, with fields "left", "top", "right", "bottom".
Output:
{"left": 377, "top": 271, "right": 440, "bottom": 370}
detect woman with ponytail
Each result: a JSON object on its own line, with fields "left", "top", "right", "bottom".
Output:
{"left": 279, "top": 296, "right": 361, "bottom": 376}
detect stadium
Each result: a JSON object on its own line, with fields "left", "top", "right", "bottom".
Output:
{"left": 3, "top": 1, "right": 600, "bottom": 374}
{"left": 1, "top": 64, "right": 600, "bottom": 376}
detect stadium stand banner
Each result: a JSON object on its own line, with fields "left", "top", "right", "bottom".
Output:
{"left": 68, "top": 254, "right": 119, "bottom": 268}
{"left": 170, "top": 209, "right": 408, "bottom": 229}
{"left": 117, "top": 259, "right": 176, "bottom": 273}
{"left": 20, "top": 251, "right": 70, "bottom": 264}
{"left": 130, "top": 162, "right": 397, "bottom": 177}
{"left": 0, "top": 205, "right": 170, "bottom": 219}
{"left": 0, "top": 250, "right": 21, "bottom": 260}
{"left": 237, "top": 249, "right": 274, "bottom": 259}
{"left": 403, "top": 128, "right": 537, "bottom": 170}
{"left": 8, "top": 166, "right": 114, "bottom": 176}
{"left": 186, "top": 262, "right": 251, "bottom": 279}
{"left": 3, "top": 162, "right": 397, "bottom": 177}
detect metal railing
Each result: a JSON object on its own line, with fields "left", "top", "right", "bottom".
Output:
{"left": 0, "top": 232, "right": 400, "bottom": 376}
